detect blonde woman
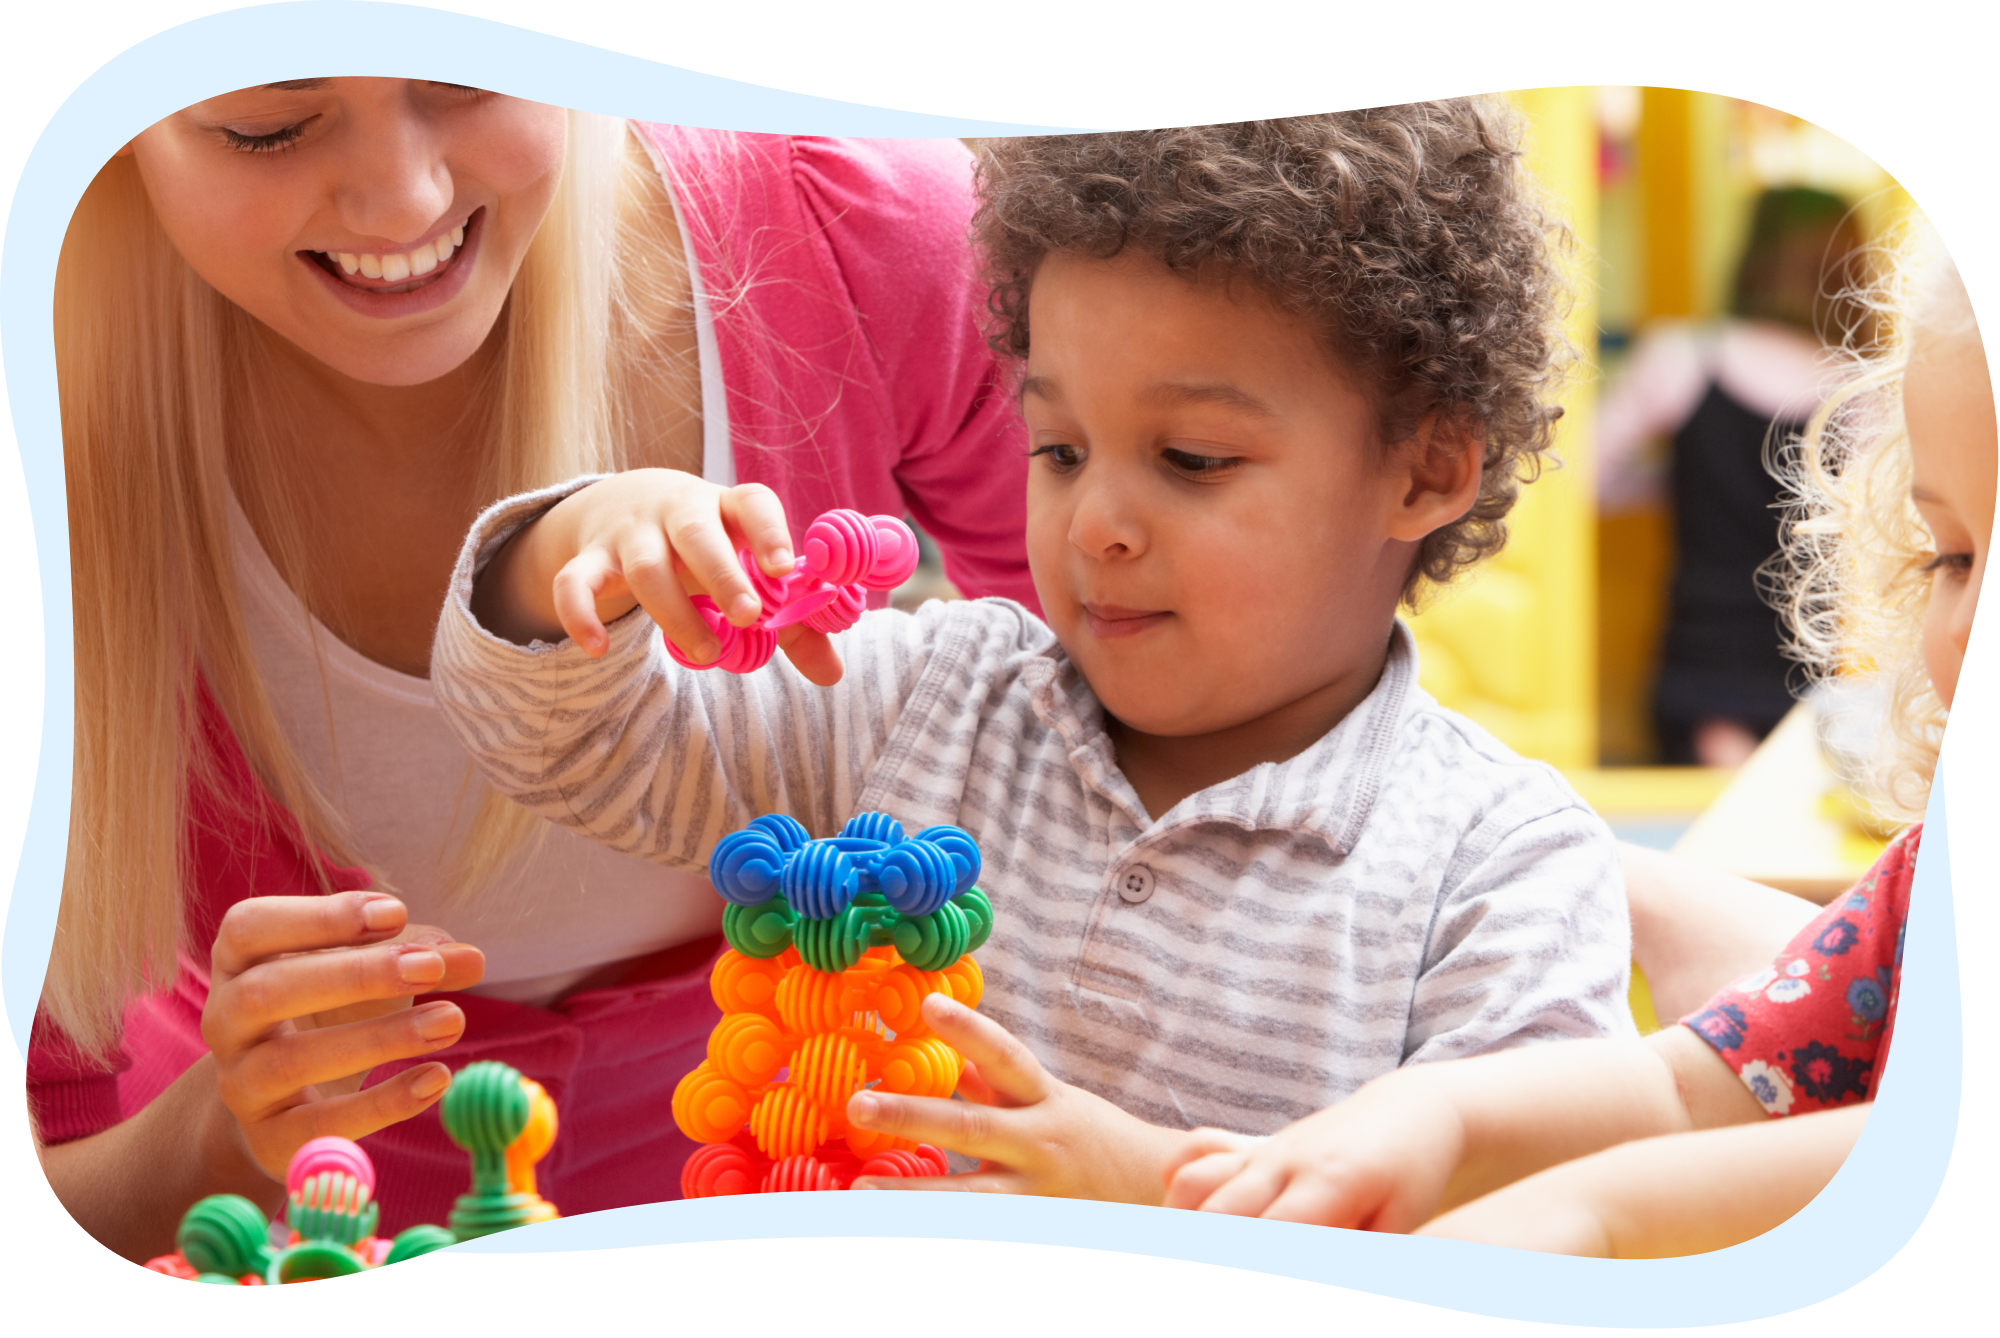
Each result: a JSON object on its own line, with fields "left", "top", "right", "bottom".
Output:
{"left": 33, "top": 78, "right": 1032, "bottom": 1258}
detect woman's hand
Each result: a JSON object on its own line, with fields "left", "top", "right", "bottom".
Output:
{"left": 472, "top": 470, "right": 844, "bottom": 685}
{"left": 843, "top": 994, "right": 1183, "bottom": 1203}
{"left": 1159, "top": 1070, "right": 1466, "bottom": 1229}
{"left": 202, "top": 891, "right": 485, "bottom": 1183}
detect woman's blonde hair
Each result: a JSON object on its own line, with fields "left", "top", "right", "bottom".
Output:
{"left": 48, "top": 110, "right": 699, "bottom": 1054}
{"left": 1772, "top": 217, "right": 1974, "bottom": 823}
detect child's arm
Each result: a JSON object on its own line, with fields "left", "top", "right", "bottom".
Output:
{"left": 1160, "top": 1024, "right": 1764, "bottom": 1227}
{"left": 1624, "top": 842, "right": 1818, "bottom": 1021}
{"left": 434, "top": 472, "right": 948, "bottom": 866}
{"left": 1415, "top": 1103, "right": 1870, "bottom": 1256}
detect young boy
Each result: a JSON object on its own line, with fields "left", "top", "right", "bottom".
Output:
{"left": 431, "top": 104, "right": 1635, "bottom": 1204}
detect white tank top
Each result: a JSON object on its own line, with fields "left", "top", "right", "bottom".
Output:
{"left": 233, "top": 172, "right": 734, "bottom": 1007}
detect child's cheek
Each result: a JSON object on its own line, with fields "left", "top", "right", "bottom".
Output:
{"left": 1921, "top": 577, "right": 1963, "bottom": 710}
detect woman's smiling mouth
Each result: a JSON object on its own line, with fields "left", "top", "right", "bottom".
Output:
{"left": 1084, "top": 602, "right": 1172, "bottom": 638}
{"left": 299, "top": 207, "right": 484, "bottom": 315}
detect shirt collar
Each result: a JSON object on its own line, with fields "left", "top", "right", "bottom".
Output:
{"left": 1022, "top": 621, "right": 1419, "bottom": 855}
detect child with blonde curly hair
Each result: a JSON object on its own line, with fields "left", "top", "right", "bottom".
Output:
{"left": 430, "top": 104, "right": 1640, "bottom": 1202}
{"left": 1161, "top": 220, "right": 1986, "bottom": 1253}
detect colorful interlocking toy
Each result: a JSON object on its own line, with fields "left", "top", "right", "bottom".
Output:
{"left": 142, "top": 1061, "right": 559, "bottom": 1283}
{"left": 673, "top": 811, "right": 993, "bottom": 1195}
{"left": 663, "top": 508, "right": 920, "bottom": 674}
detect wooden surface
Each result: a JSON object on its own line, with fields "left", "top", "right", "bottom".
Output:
{"left": 1669, "top": 703, "right": 1889, "bottom": 902}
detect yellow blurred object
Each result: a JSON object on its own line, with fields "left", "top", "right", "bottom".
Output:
{"left": 1409, "top": 87, "right": 1598, "bottom": 769}
{"left": 1628, "top": 960, "right": 1662, "bottom": 1036}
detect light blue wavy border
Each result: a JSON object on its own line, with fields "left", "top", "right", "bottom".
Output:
{"left": 0, "top": 5, "right": 1963, "bottom": 1326}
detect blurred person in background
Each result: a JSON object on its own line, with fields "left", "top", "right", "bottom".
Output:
{"left": 1597, "top": 187, "right": 1868, "bottom": 766}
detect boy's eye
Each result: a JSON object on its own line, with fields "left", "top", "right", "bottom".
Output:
{"left": 1029, "top": 442, "right": 1086, "bottom": 472}
{"left": 1162, "top": 448, "right": 1238, "bottom": 478}
{"left": 222, "top": 120, "right": 311, "bottom": 154}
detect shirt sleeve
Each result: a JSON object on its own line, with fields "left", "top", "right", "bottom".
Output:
{"left": 1680, "top": 825, "right": 1917, "bottom": 1117}
{"left": 429, "top": 478, "right": 977, "bottom": 868}
{"left": 786, "top": 138, "right": 1037, "bottom": 611}
{"left": 1402, "top": 802, "right": 1639, "bottom": 1065}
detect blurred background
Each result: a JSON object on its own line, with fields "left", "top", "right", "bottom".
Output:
{"left": 908, "top": 90, "right": 1913, "bottom": 904}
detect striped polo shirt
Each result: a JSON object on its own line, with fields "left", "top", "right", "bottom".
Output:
{"left": 433, "top": 483, "right": 1635, "bottom": 1135}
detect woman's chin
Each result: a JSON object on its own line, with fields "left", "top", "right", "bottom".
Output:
{"left": 283, "top": 317, "right": 499, "bottom": 389}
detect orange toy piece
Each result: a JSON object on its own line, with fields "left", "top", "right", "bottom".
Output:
{"left": 676, "top": 944, "right": 974, "bottom": 1179}
{"left": 505, "top": 1077, "right": 561, "bottom": 1225}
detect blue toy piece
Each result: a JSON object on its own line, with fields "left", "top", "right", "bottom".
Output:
{"left": 707, "top": 812, "right": 989, "bottom": 970}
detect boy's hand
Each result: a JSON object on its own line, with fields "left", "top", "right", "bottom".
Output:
{"left": 471, "top": 470, "right": 844, "bottom": 686}
{"left": 1159, "top": 1071, "right": 1465, "bottom": 1230}
{"left": 844, "top": 994, "right": 1184, "bottom": 1203}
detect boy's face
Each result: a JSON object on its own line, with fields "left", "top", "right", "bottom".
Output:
{"left": 1023, "top": 250, "right": 1424, "bottom": 741}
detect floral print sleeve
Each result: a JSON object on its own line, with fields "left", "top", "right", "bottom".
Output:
{"left": 1680, "top": 825, "right": 1918, "bottom": 1117}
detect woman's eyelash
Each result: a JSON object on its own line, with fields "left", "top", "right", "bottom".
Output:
{"left": 222, "top": 123, "right": 307, "bottom": 154}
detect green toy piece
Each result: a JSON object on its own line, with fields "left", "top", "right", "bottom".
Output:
{"left": 176, "top": 1194, "right": 273, "bottom": 1278}
{"left": 268, "top": 1241, "right": 367, "bottom": 1284}
{"left": 384, "top": 1223, "right": 457, "bottom": 1265}
{"left": 441, "top": 1060, "right": 542, "bottom": 1240}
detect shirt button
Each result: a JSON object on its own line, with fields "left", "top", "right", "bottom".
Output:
{"left": 1117, "top": 864, "right": 1155, "bottom": 904}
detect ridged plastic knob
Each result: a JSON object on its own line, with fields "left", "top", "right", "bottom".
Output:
{"left": 801, "top": 509, "right": 878, "bottom": 586}
{"left": 722, "top": 897, "right": 797, "bottom": 958}
{"left": 176, "top": 1195, "right": 270, "bottom": 1278}
{"left": 863, "top": 517, "right": 921, "bottom": 589}
{"left": 681, "top": 1141, "right": 764, "bottom": 1199}
{"left": 672, "top": 1063, "right": 752, "bottom": 1144}
{"left": 889, "top": 899, "right": 971, "bottom": 971}
{"left": 914, "top": 825, "right": 982, "bottom": 895}
{"left": 710, "top": 828, "right": 792, "bottom": 906}
{"left": 783, "top": 841, "right": 862, "bottom": 920}
{"left": 875, "top": 838, "right": 957, "bottom": 917}
{"left": 839, "top": 812, "right": 905, "bottom": 846}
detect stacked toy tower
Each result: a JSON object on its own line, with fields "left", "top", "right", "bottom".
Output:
{"left": 674, "top": 811, "right": 993, "bottom": 1195}
{"left": 143, "top": 1060, "right": 559, "bottom": 1284}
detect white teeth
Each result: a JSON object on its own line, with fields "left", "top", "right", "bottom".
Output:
{"left": 332, "top": 219, "right": 466, "bottom": 285}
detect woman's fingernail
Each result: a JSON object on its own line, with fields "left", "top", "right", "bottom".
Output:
{"left": 413, "top": 1003, "right": 461, "bottom": 1041}
{"left": 410, "top": 1065, "right": 451, "bottom": 1100}
{"left": 849, "top": 1093, "right": 879, "bottom": 1123}
{"left": 397, "top": 949, "right": 444, "bottom": 983}
{"left": 360, "top": 896, "right": 401, "bottom": 932}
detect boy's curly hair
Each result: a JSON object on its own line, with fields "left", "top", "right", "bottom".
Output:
{"left": 972, "top": 103, "right": 1574, "bottom": 601}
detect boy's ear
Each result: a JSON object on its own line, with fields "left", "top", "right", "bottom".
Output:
{"left": 1386, "top": 411, "right": 1483, "bottom": 542}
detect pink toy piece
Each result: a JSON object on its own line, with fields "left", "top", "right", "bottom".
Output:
{"left": 763, "top": 582, "right": 841, "bottom": 631}
{"left": 664, "top": 597, "right": 779, "bottom": 674}
{"left": 863, "top": 516, "right": 920, "bottom": 589}
{"left": 803, "top": 585, "right": 867, "bottom": 636}
{"left": 801, "top": 510, "right": 879, "bottom": 587}
{"left": 287, "top": 1136, "right": 375, "bottom": 1198}
{"left": 738, "top": 546, "right": 797, "bottom": 615}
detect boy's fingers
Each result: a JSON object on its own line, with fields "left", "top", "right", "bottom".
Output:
{"left": 1161, "top": 1127, "right": 1260, "bottom": 1183}
{"left": 919, "top": 995, "right": 1051, "bottom": 1104}
{"left": 227, "top": 1003, "right": 467, "bottom": 1111}
{"left": 211, "top": 893, "right": 406, "bottom": 981}
{"left": 719, "top": 483, "right": 795, "bottom": 578}
{"left": 1161, "top": 1149, "right": 1250, "bottom": 1210}
{"left": 777, "top": 628, "right": 845, "bottom": 686}
{"left": 1194, "top": 1162, "right": 1294, "bottom": 1219}
{"left": 846, "top": 1090, "right": 1013, "bottom": 1160}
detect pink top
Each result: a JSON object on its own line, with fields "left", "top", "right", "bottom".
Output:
{"left": 27, "top": 127, "right": 1032, "bottom": 1233}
